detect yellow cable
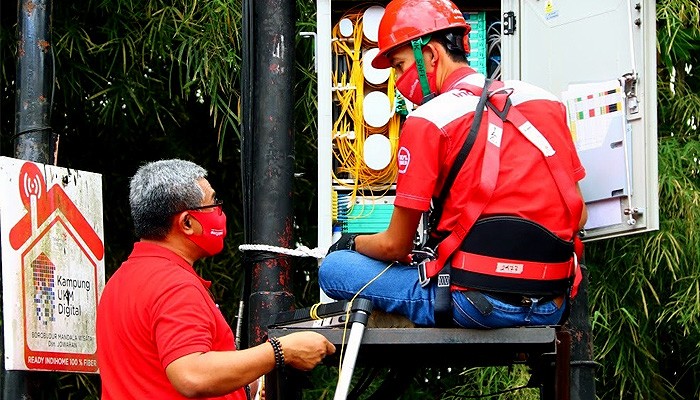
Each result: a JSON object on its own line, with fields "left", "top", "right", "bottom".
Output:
{"left": 331, "top": 4, "right": 402, "bottom": 233}
{"left": 337, "top": 261, "right": 396, "bottom": 375}
{"left": 309, "top": 303, "right": 321, "bottom": 320}
{"left": 329, "top": 1, "right": 405, "bottom": 381}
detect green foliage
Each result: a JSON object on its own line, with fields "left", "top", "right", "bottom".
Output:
{"left": 291, "top": 0, "right": 325, "bottom": 307}
{"left": 443, "top": 366, "right": 538, "bottom": 400}
{"left": 583, "top": 1, "right": 700, "bottom": 399}
{"left": 585, "top": 137, "right": 700, "bottom": 399}
{"left": 656, "top": 0, "right": 700, "bottom": 140}
{"left": 300, "top": 365, "right": 538, "bottom": 400}
{"left": 50, "top": 0, "right": 242, "bottom": 154}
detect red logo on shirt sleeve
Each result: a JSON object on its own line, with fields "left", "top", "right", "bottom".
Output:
{"left": 398, "top": 147, "right": 411, "bottom": 174}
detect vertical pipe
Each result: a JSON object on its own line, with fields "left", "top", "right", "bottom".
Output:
{"left": 246, "top": 0, "right": 296, "bottom": 346}
{"left": 568, "top": 265, "right": 596, "bottom": 400}
{"left": 5, "top": 0, "right": 56, "bottom": 398}
{"left": 239, "top": 0, "right": 255, "bottom": 352}
{"left": 316, "top": 0, "right": 333, "bottom": 261}
{"left": 14, "top": 0, "right": 57, "bottom": 164}
{"left": 242, "top": 0, "right": 298, "bottom": 398}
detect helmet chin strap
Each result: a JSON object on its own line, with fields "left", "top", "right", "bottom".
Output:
{"left": 410, "top": 35, "right": 436, "bottom": 104}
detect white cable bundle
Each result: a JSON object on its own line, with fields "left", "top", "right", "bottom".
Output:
{"left": 238, "top": 244, "right": 327, "bottom": 260}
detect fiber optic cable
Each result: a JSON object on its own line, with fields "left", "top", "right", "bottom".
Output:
{"left": 330, "top": 5, "right": 402, "bottom": 230}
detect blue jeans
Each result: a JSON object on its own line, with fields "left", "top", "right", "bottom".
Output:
{"left": 318, "top": 250, "right": 565, "bottom": 328}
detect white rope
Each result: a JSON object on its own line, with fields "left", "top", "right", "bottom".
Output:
{"left": 238, "top": 244, "right": 326, "bottom": 260}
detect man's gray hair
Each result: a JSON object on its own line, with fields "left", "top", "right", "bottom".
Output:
{"left": 129, "top": 159, "right": 207, "bottom": 240}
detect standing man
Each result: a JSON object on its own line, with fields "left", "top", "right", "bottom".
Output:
{"left": 320, "top": 0, "right": 587, "bottom": 328}
{"left": 97, "top": 159, "right": 335, "bottom": 399}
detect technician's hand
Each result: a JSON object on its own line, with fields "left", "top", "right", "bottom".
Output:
{"left": 277, "top": 331, "right": 336, "bottom": 371}
{"left": 327, "top": 233, "right": 358, "bottom": 254}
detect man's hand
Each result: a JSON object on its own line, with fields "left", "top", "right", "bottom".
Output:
{"left": 277, "top": 332, "right": 336, "bottom": 371}
{"left": 327, "top": 233, "right": 358, "bottom": 254}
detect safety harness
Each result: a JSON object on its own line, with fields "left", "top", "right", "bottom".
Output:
{"left": 415, "top": 78, "right": 583, "bottom": 326}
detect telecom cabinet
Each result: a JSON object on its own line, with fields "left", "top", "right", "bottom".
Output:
{"left": 314, "top": 0, "right": 658, "bottom": 261}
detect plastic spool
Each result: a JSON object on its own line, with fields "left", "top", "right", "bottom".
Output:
{"left": 338, "top": 18, "right": 354, "bottom": 38}
{"left": 362, "top": 6, "right": 385, "bottom": 43}
{"left": 363, "top": 134, "right": 392, "bottom": 171}
{"left": 362, "top": 48, "right": 390, "bottom": 85}
{"left": 363, "top": 91, "right": 393, "bottom": 128}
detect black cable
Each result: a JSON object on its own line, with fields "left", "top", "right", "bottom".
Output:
{"left": 241, "top": 0, "right": 255, "bottom": 243}
{"left": 239, "top": 0, "right": 255, "bottom": 350}
{"left": 49, "top": 41, "right": 55, "bottom": 122}
{"left": 570, "top": 360, "right": 601, "bottom": 368}
{"left": 11, "top": 127, "right": 53, "bottom": 142}
{"left": 347, "top": 367, "right": 382, "bottom": 400}
{"left": 365, "top": 366, "right": 418, "bottom": 400}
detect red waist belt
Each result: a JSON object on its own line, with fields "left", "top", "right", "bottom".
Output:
{"left": 449, "top": 251, "right": 575, "bottom": 296}
{"left": 451, "top": 251, "right": 575, "bottom": 280}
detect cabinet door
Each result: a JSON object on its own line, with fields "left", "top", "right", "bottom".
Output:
{"left": 508, "top": 0, "right": 658, "bottom": 241}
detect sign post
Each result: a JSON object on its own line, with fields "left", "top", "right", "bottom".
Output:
{"left": 0, "top": 157, "right": 105, "bottom": 373}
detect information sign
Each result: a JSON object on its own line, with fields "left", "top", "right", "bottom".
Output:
{"left": 0, "top": 157, "right": 105, "bottom": 373}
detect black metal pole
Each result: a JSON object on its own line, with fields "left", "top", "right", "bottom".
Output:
{"left": 14, "top": 0, "right": 57, "bottom": 164}
{"left": 5, "top": 0, "right": 56, "bottom": 399}
{"left": 241, "top": 1, "right": 298, "bottom": 399}
{"left": 239, "top": 0, "right": 255, "bottom": 352}
{"left": 567, "top": 264, "right": 596, "bottom": 400}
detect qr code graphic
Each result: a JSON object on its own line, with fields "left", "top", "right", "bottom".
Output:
{"left": 32, "top": 253, "right": 56, "bottom": 325}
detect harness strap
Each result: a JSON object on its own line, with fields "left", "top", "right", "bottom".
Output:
{"left": 428, "top": 79, "right": 494, "bottom": 232}
{"left": 450, "top": 252, "right": 574, "bottom": 281}
{"left": 451, "top": 268, "right": 573, "bottom": 296}
{"left": 432, "top": 263, "right": 452, "bottom": 326}
{"left": 410, "top": 36, "right": 435, "bottom": 104}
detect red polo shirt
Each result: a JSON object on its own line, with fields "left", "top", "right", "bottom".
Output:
{"left": 97, "top": 242, "right": 246, "bottom": 400}
{"left": 395, "top": 68, "right": 585, "bottom": 241}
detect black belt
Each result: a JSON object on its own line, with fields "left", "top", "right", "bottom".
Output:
{"left": 478, "top": 291, "right": 558, "bottom": 307}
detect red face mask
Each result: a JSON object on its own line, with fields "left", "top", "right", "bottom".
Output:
{"left": 188, "top": 208, "right": 227, "bottom": 256}
{"left": 395, "top": 62, "right": 437, "bottom": 105}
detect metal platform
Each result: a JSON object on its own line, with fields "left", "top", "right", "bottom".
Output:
{"left": 265, "top": 300, "right": 570, "bottom": 400}
{"left": 269, "top": 325, "right": 558, "bottom": 368}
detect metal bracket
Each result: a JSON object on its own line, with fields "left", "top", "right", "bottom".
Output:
{"left": 503, "top": 11, "right": 516, "bottom": 35}
{"left": 623, "top": 207, "right": 645, "bottom": 225}
{"left": 619, "top": 72, "right": 640, "bottom": 117}
{"left": 300, "top": 31, "right": 317, "bottom": 73}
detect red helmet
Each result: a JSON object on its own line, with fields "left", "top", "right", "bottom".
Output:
{"left": 372, "top": 0, "right": 471, "bottom": 69}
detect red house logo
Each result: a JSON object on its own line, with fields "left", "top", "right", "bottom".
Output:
{"left": 10, "top": 162, "right": 104, "bottom": 259}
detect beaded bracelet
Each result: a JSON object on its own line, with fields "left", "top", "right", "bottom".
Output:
{"left": 268, "top": 336, "right": 285, "bottom": 370}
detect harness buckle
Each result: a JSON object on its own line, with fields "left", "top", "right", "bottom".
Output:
{"left": 412, "top": 247, "right": 436, "bottom": 288}
{"left": 437, "top": 273, "right": 450, "bottom": 288}
{"left": 417, "top": 262, "right": 431, "bottom": 287}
